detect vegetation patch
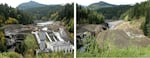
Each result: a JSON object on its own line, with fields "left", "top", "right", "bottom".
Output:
{"left": 77, "top": 35, "right": 150, "bottom": 57}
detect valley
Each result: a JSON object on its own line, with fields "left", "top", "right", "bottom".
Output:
{"left": 0, "top": 1, "right": 74, "bottom": 58}
{"left": 77, "top": 0, "right": 150, "bottom": 57}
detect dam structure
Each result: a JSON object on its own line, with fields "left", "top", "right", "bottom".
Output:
{"left": 32, "top": 21, "right": 74, "bottom": 53}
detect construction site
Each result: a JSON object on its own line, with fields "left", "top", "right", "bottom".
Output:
{"left": 2, "top": 21, "right": 74, "bottom": 54}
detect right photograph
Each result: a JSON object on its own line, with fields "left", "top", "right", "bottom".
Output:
{"left": 76, "top": 0, "right": 150, "bottom": 57}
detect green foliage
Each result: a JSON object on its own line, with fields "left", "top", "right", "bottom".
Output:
{"left": 59, "top": 3, "right": 74, "bottom": 33}
{"left": 50, "top": 3, "right": 74, "bottom": 23}
{"left": 49, "top": 3, "right": 74, "bottom": 33}
{"left": 23, "top": 34, "right": 38, "bottom": 56}
{"left": 97, "top": 5, "right": 131, "bottom": 19}
{"left": 100, "top": 46, "right": 150, "bottom": 57}
{"left": 58, "top": 3, "right": 74, "bottom": 21}
{"left": 24, "top": 34, "right": 38, "bottom": 49}
{"left": 77, "top": 35, "right": 150, "bottom": 57}
{"left": 15, "top": 42, "right": 26, "bottom": 55}
{"left": 5, "top": 17, "right": 18, "bottom": 24}
{"left": 77, "top": 5, "right": 104, "bottom": 24}
{"left": 17, "top": 1, "right": 46, "bottom": 10}
{"left": 0, "top": 15, "right": 4, "bottom": 26}
{"left": 0, "top": 30, "right": 6, "bottom": 52}
{"left": 88, "top": 1, "right": 115, "bottom": 10}
{"left": 50, "top": 12, "right": 59, "bottom": 21}
{"left": 120, "top": 0, "right": 150, "bottom": 38}
{"left": 23, "top": 5, "right": 63, "bottom": 20}
{"left": 0, "top": 52, "right": 22, "bottom": 58}
{"left": 87, "top": 11, "right": 104, "bottom": 24}
{"left": 77, "top": 36, "right": 101, "bottom": 57}
{"left": 142, "top": 8, "right": 150, "bottom": 37}
{"left": 121, "top": 0, "right": 150, "bottom": 21}
{"left": 13, "top": 34, "right": 37, "bottom": 56}
{"left": 0, "top": 3, "right": 33, "bottom": 25}
{"left": 37, "top": 52, "right": 73, "bottom": 58}
{"left": 68, "top": 18, "right": 74, "bottom": 33}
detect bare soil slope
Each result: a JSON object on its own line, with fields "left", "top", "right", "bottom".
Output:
{"left": 96, "top": 20, "right": 150, "bottom": 48}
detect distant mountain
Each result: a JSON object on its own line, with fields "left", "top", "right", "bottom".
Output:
{"left": 17, "top": 1, "right": 46, "bottom": 10}
{"left": 16, "top": 1, "right": 63, "bottom": 20}
{"left": 88, "top": 1, "right": 116, "bottom": 9}
{"left": 23, "top": 5, "right": 63, "bottom": 18}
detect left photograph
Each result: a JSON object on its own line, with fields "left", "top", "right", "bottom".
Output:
{"left": 0, "top": 0, "right": 74, "bottom": 58}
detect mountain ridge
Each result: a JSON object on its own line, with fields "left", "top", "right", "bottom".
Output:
{"left": 17, "top": 1, "right": 47, "bottom": 10}
{"left": 88, "top": 1, "right": 116, "bottom": 9}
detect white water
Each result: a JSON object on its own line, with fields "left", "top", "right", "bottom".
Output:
{"left": 53, "top": 32, "right": 64, "bottom": 41}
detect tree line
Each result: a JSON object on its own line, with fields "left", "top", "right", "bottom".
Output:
{"left": 77, "top": 4, "right": 105, "bottom": 24}
{"left": 0, "top": 3, "right": 33, "bottom": 26}
{"left": 121, "top": 0, "right": 150, "bottom": 38}
{"left": 96, "top": 5, "right": 132, "bottom": 19}
{"left": 49, "top": 3, "right": 74, "bottom": 34}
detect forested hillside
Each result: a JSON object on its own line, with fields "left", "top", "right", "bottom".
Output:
{"left": 19, "top": 5, "right": 63, "bottom": 20}
{"left": 97, "top": 5, "right": 132, "bottom": 19}
{"left": 77, "top": 2, "right": 130, "bottom": 24}
{"left": 49, "top": 3, "right": 74, "bottom": 33}
{"left": 88, "top": 1, "right": 116, "bottom": 10}
{"left": 17, "top": 1, "right": 74, "bottom": 33}
{"left": 121, "top": 1, "right": 150, "bottom": 20}
{"left": 121, "top": 0, "right": 150, "bottom": 37}
{"left": 17, "top": 1, "right": 46, "bottom": 10}
{"left": 77, "top": 4, "right": 105, "bottom": 24}
{"left": 0, "top": 4, "right": 33, "bottom": 25}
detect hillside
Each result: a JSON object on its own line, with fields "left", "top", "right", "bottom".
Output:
{"left": 17, "top": 1, "right": 74, "bottom": 34}
{"left": 97, "top": 20, "right": 150, "bottom": 48}
{"left": 87, "top": 1, "right": 132, "bottom": 19}
{"left": 88, "top": 1, "right": 116, "bottom": 10}
{"left": 77, "top": 0, "right": 150, "bottom": 57}
{"left": 23, "top": 5, "right": 63, "bottom": 19}
{"left": 121, "top": 0, "right": 150, "bottom": 37}
{"left": 97, "top": 5, "right": 132, "bottom": 19}
{"left": 77, "top": 4, "right": 105, "bottom": 24}
{"left": 17, "top": 1, "right": 46, "bottom": 10}
{"left": 17, "top": 1, "right": 63, "bottom": 20}
{"left": 0, "top": 4, "right": 33, "bottom": 25}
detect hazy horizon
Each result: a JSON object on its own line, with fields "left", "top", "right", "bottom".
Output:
{"left": 76, "top": 0, "right": 147, "bottom": 6}
{"left": 0, "top": 0, "right": 147, "bottom": 8}
{"left": 0, "top": 0, "right": 74, "bottom": 8}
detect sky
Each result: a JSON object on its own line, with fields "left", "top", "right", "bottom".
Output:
{"left": 0, "top": 0, "right": 74, "bottom": 8}
{"left": 75, "top": 0, "right": 147, "bottom": 6}
{"left": 0, "top": 0, "right": 147, "bottom": 8}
